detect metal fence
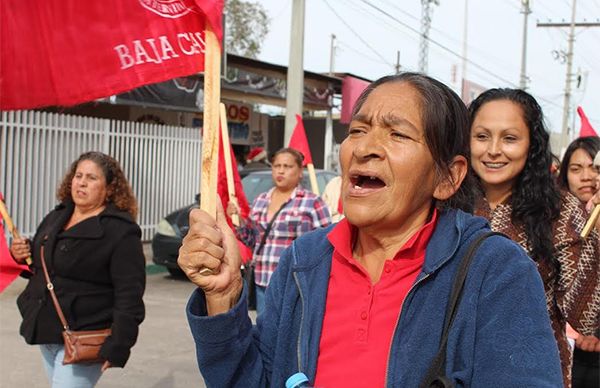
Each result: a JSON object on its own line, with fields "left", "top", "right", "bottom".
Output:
{"left": 1, "top": 110, "right": 201, "bottom": 241}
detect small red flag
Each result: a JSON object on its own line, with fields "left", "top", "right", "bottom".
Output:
{"left": 0, "top": 193, "right": 29, "bottom": 293}
{"left": 217, "top": 136, "right": 250, "bottom": 223}
{"left": 216, "top": 135, "right": 253, "bottom": 264}
{"left": 577, "top": 106, "right": 598, "bottom": 138}
{"left": 1, "top": 0, "right": 224, "bottom": 110}
{"left": 289, "top": 114, "right": 313, "bottom": 166}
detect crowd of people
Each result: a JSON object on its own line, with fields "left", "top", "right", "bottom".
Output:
{"left": 8, "top": 72, "right": 600, "bottom": 388}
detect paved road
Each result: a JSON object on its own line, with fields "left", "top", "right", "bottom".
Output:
{"left": 0, "top": 268, "right": 209, "bottom": 388}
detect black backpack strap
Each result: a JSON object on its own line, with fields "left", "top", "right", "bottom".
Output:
{"left": 420, "top": 231, "right": 506, "bottom": 388}
{"left": 254, "top": 200, "right": 290, "bottom": 255}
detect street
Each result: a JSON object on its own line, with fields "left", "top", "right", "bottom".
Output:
{"left": 0, "top": 257, "right": 223, "bottom": 388}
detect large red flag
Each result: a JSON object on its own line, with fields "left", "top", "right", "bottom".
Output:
{"left": 577, "top": 106, "right": 599, "bottom": 137}
{"left": 1, "top": 0, "right": 223, "bottom": 110}
{"left": 0, "top": 193, "right": 29, "bottom": 293}
{"left": 289, "top": 114, "right": 313, "bottom": 166}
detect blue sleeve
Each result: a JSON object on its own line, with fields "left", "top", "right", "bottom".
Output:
{"left": 467, "top": 240, "right": 563, "bottom": 387}
{"left": 186, "top": 284, "right": 268, "bottom": 387}
{"left": 186, "top": 244, "right": 294, "bottom": 388}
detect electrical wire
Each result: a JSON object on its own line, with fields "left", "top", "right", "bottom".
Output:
{"left": 357, "top": 0, "right": 518, "bottom": 86}
{"left": 323, "top": 0, "right": 394, "bottom": 68}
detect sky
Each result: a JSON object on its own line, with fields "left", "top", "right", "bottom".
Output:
{"left": 251, "top": 0, "right": 600, "bottom": 139}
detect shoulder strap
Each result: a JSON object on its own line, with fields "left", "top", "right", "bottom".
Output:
{"left": 254, "top": 200, "right": 289, "bottom": 255}
{"left": 40, "top": 238, "right": 70, "bottom": 330}
{"left": 420, "top": 231, "right": 505, "bottom": 388}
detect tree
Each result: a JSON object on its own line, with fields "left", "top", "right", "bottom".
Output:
{"left": 225, "top": 0, "right": 270, "bottom": 58}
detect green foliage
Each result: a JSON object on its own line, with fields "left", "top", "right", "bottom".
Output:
{"left": 225, "top": 0, "right": 270, "bottom": 58}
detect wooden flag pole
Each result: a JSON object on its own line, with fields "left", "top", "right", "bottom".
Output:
{"left": 219, "top": 102, "right": 240, "bottom": 226}
{"left": 198, "top": 23, "right": 222, "bottom": 275}
{"left": 306, "top": 163, "right": 320, "bottom": 196}
{"left": 0, "top": 198, "right": 32, "bottom": 266}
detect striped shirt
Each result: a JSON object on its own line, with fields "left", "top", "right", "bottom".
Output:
{"left": 237, "top": 186, "right": 331, "bottom": 287}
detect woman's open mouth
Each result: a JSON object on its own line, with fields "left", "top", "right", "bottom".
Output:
{"left": 348, "top": 173, "right": 386, "bottom": 195}
{"left": 482, "top": 161, "right": 508, "bottom": 170}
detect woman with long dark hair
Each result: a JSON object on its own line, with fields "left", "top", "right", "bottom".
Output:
{"left": 469, "top": 88, "right": 600, "bottom": 387}
{"left": 557, "top": 136, "right": 600, "bottom": 387}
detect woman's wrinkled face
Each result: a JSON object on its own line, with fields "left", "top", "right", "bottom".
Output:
{"left": 567, "top": 148, "right": 599, "bottom": 203}
{"left": 470, "top": 100, "right": 530, "bottom": 192}
{"left": 339, "top": 82, "right": 440, "bottom": 229}
{"left": 71, "top": 160, "right": 108, "bottom": 210}
{"left": 271, "top": 152, "right": 302, "bottom": 191}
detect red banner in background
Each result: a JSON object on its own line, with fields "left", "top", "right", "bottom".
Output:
{"left": 340, "top": 76, "right": 370, "bottom": 124}
{"left": 0, "top": 0, "right": 223, "bottom": 110}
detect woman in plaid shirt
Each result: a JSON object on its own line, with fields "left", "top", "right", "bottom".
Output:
{"left": 228, "top": 148, "right": 331, "bottom": 314}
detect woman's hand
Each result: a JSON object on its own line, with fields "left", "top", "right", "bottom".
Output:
{"left": 101, "top": 360, "right": 112, "bottom": 372}
{"left": 574, "top": 334, "right": 600, "bottom": 352}
{"left": 178, "top": 201, "right": 243, "bottom": 316}
{"left": 226, "top": 201, "right": 240, "bottom": 217}
{"left": 9, "top": 237, "right": 31, "bottom": 264}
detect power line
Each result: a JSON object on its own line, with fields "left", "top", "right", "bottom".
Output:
{"left": 322, "top": 0, "right": 394, "bottom": 68}
{"left": 358, "top": 0, "right": 518, "bottom": 86}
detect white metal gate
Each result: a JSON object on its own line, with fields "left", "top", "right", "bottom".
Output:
{"left": 1, "top": 110, "right": 201, "bottom": 241}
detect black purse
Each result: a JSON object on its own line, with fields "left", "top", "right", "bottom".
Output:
{"left": 420, "top": 232, "right": 504, "bottom": 388}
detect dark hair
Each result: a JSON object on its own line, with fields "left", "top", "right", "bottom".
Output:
{"left": 271, "top": 147, "right": 304, "bottom": 168}
{"left": 468, "top": 88, "right": 561, "bottom": 265}
{"left": 557, "top": 136, "right": 600, "bottom": 190}
{"left": 352, "top": 72, "right": 474, "bottom": 212}
{"left": 57, "top": 151, "right": 138, "bottom": 218}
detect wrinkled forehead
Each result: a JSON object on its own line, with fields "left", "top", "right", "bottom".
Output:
{"left": 352, "top": 82, "right": 424, "bottom": 131}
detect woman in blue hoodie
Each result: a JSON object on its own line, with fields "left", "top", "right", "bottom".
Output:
{"left": 178, "top": 73, "right": 562, "bottom": 387}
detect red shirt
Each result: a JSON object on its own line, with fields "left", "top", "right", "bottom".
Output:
{"left": 314, "top": 210, "right": 438, "bottom": 388}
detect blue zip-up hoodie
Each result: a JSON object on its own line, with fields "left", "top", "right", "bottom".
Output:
{"left": 187, "top": 209, "right": 562, "bottom": 387}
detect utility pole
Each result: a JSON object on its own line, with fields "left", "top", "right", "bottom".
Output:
{"left": 537, "top": 1, "right": 600, "bottom": 148}
{"left": 419, "top": 0, "right": 439, "bottom": 73}
{"left": 284, "top": 0, "right": 306, "bottom": 146}
{"left": 562, "top": 0, "right": 577, "bottom": 141}
{"left": 461, "top": 0, "right": 468, "bottom": 77}
{"left": 395, "top": 51, "right": 401, "bottom": 74}
{"left": 519, "top": 0, "right": 531, "bottom": 90}
{"left": 329, "top": 34, "right": 336, "bottom": 75}
{"left": 324, "top": 33, "right": 336, "bottom": 171}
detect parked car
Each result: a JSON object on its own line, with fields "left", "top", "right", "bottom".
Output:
{"left": 151, "top": 169, "right": 338, "bottom": 275}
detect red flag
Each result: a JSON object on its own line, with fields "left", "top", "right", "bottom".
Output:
{"left": 1, "top": 0, "right": 223, "bottom": 110}
{"left": 217, "top": 135, "right": 253, "bottom": 263}
{"left": 577, "top": 106, "right": 599, "bottom": 137}
{"left": 340, "top": 76, "right": 370, "bottom": 124}
{"left": 289, "top": 114, "right": 313, "bottom": 166}
{"left": 0, "top": 193, "right": 29, "bottom": 293}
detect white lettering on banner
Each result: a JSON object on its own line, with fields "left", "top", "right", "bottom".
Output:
{"left": 113, "top": 32, "right": 201, "bottom": 70}
{"left": 114, "top": 45, "right": 135, "bottom": 69}
{"left": 177, "top": 32, "right": 206, "bottom": 55}
{"left": 134, "top": 40, "right": 156, "bottom": 65}
{"left": 138, "top": 0, "right": 195, "bottom": 19}
{"left": 158, "top": 36, "right": 179, "bottom": 60}
{"left": 146, "top": 38, "right": 163, "bottom": 64}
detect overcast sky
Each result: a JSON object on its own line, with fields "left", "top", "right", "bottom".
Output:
{"left": 251, "top": 0, "right": 600, "bottom": 136}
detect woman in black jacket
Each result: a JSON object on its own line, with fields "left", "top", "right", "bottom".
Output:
{"left": 10, "top": 151, "right": 145, "bottom": 388}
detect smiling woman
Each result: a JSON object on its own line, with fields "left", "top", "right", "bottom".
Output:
{"left": 179, "top": 73, "right": 563, "bottom": 388}
{"left": 469, "top": 88, "right": 600, "bottom": 388}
